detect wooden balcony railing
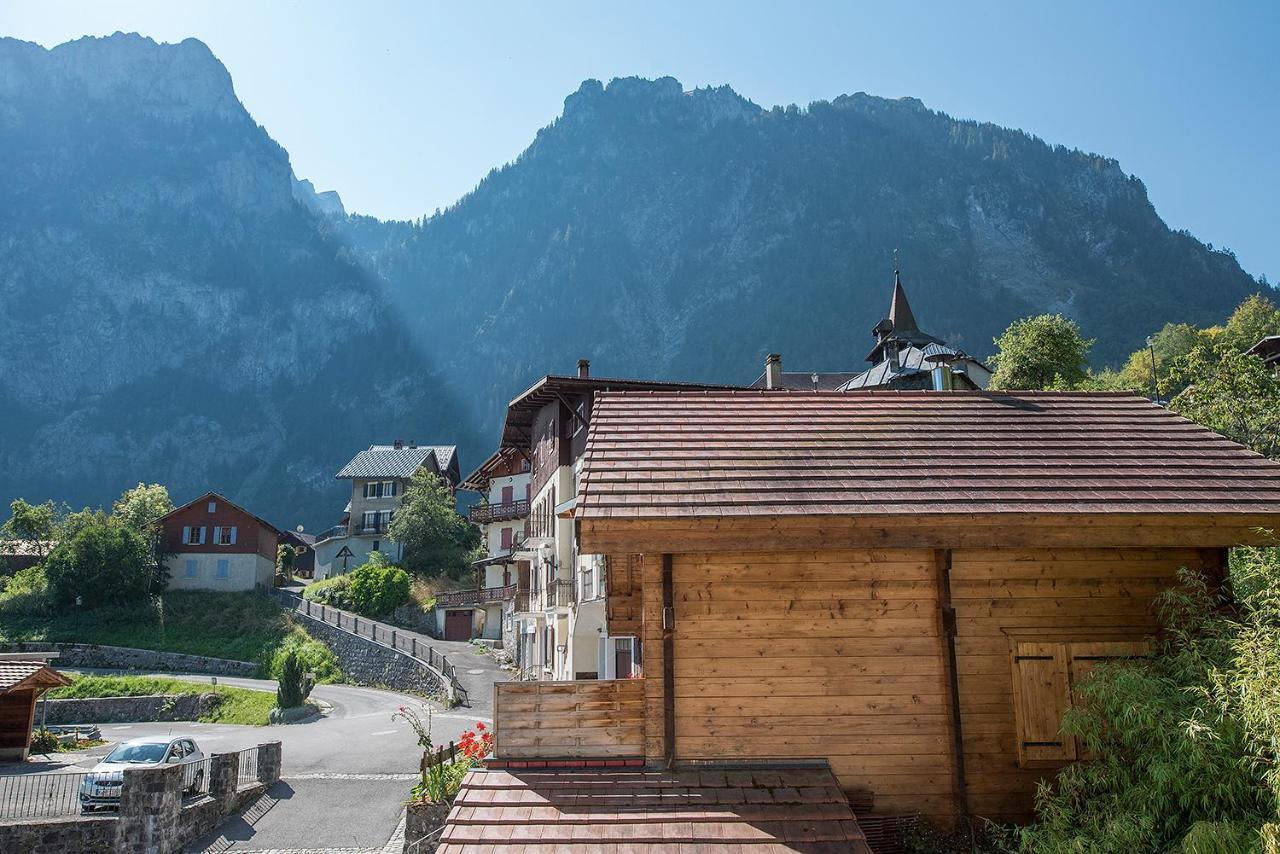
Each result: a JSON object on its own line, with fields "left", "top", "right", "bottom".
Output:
{"left": 435, "top": 584, "right": 517, "bottom": 608}
{"left": 469, "top": 499, "right": 530, "bottom": 524}
{"left": 548, "top": 578, "right": 576, "bottom": 609}
{"left": 493, "top": 679, "right": 644, "bottom": 758}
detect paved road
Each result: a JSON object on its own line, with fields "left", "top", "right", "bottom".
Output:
{"left": 44, "top": 675, "right": 491, "bottom": 851}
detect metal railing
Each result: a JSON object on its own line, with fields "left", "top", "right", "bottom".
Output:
{"left": 468, "top": 499, "right": 530, "bottom": 524}
{"left": 0, "top": 770, "right": 90, "bottom": 820}
{"left": 237, "top": 746, "right": 259, "bottom": 785}
{"left": 354, "top": 521, "right": 390, "bottom": 535}
{"left": 314, "top": 523, "right": 348, "bottom": 543}
{"left": 182, "top": 758, "right": 213, "bottom": 796}
{"left": 266, "top": 589, "right": 469, "bottom": 706}
{"left": 435, "top": 584, "right": 517, "bottom": 607}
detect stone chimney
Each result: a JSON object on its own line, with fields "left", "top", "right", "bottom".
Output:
{"left": 577, "top": 359, "right": 590, "bottom": 378}
{"left": 393, "top": 439, "right": 404, "bottom": 449}
{"left": 765, "top": 354, "right": 782, "bottom": 390}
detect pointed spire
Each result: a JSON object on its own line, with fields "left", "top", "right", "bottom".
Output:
{"left": 888, "top": 261, "right": 920, "bottom": 334}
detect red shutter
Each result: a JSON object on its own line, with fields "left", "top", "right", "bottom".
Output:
{"left": 501, "top": 528, "right": 513, "bottom": 550}
{"left": 502, "top": 485, "right": 514, "bottom": 504}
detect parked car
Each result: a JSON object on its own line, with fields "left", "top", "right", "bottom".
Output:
{"left": 79, "top": 736, "right": 205, "bottom": 812}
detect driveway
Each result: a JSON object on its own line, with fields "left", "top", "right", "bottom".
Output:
{"left": 39, "top": 675, "right": 490, "bottom": 852}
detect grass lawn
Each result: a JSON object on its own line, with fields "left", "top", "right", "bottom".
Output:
{"left": 0, "top": 591, "right": 342, "bottom": 682}
{"left": 49, "top": 674, "right": 277, "bottom": 726}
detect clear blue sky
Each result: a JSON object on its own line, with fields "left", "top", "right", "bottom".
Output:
{"left": 6, "top": 1, "right": 1278, "bottom": 282}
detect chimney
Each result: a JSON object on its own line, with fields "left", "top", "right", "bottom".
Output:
{"left": 765, "top": 354, "right": 782, "bottom": 390}
{"left": 408, "top": 439, "right": 417, "bottom": 448}
{"left": 887, "top": 345, "right": 900, "bottom": 372}
{"left": 577, "top": 359, "right": 590, "bottom": 378}
{"left": 393, "top": 439, "right": 404, "bottom": 449}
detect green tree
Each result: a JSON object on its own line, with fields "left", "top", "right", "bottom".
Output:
{"left": 277, "top": 544, "right": 297, "bottom": 582}
{"left": 0, "top": 499, "right": 60, "bottom": 561}
{"left": 989, "top": 314, "right": 1095, "bottom": 390}
{"left": 275, "top": 647, "right": 315, "bottom": 709}
{"left": 346, "top": 552, "right": 412, "bottom": 616}
{"left": 388, "top": 470, "right": 480, "bottom": 576}
{"left": 1220, "top": 293, "right": 1280, "bottom": 354}
{"left": 43, "top": 514, "right": 154, "bottom": 608}
{"left": 1171, "top": 345, "right": 1280, "bottom": 459}
{"left": 111, "top": 483, "right": 174, "bottom": 533}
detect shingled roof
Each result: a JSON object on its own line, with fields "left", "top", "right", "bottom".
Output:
{"left": 577, "top": 390, "right": 1280, "bottom": 518}
{"left": 0, "top": 660, "right": 71, "bottom": 694}
{"left": 335, "top": 444, "right": 455, "bottom": 480}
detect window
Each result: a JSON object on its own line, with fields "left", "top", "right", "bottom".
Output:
{"left": 184, "top": 560, "right": 198, "bottom": 578}
{"left": 207, "top": 501, "right": 217, "bottom": 513}
{"left": 363, "top": 481, "right": 397, "bottom": 499}
{"left": 362, "top": 511, "right": 378, "bottom": 531}
{"left": 214, "top": 526, "right": 236, "bottom": 545}
{"left": 1011, "top": 639, "right": 1149, "bottom": 767}
{"left": 372, "top": 540, "right": 380, "bottom": 552}
{"left": 215, "top": 560, "right": 230, "bottom": 579}
{"left": 385, "top": 481, "right": 396, "bottom": 498}
{"left": 182, "top": 526, "right": 206, "bottom": 545}
{"left": 598, "top": 636, "right": 638, "bottom": 679}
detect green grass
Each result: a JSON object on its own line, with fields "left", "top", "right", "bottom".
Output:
{"left": 49, "top": 675, "right": 278, "bottom": 726}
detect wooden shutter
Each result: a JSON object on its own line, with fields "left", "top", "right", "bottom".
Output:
{"left": 229, "top": 527, "right": 237, "bottom": 545}
{"left": 502, "top": 485, "right": 514, "bottom": 504}
{"left": 197, "top": 526, "right": 206, "bottom": 545}
{"left": 213, "top": 527, "right": 222, "bottom": 544}
{"left": 182, "top": 526, "right": 191, "bottom": 545}
{"left": 1011, "top": 642, "right": 1076, "bottom": 765}
{"left": 1068, "top": 641, "right": 1149, "bottom": 688}
{"left": 501, "top": 527, "right": 513, "bottom": 550}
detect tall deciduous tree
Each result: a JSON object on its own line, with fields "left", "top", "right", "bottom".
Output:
{"left": 43, "top": 514, "right": 154, "bottom": 608}
{"left": 388, "top": 470, "right": 480, "bottom": 577}
{"left": 1172, "top": 345, "right": 1280, "bottom": 460}
{"left": 111, "top": 483, "right": 174, "bottom": 533}
{"left": 0, "top": 499, "right": 59, "bottom": 561}
{"left": 989, "top": 314, "right": 1095, "bottom": 390}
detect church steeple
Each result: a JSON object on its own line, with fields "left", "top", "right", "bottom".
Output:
{"left": 866, "top": 258, "right": 942, "bottom": 364}
{"left": 887, "top": 268, "right": 920, "bottom": 335}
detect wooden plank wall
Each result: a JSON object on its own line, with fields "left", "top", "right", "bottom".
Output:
{"left": 605, "top": 552, "right": 642, "bottom": 638}
{"left": 949, "top": 546, "right": 1212, "bottom": 822}
{"left": 665, "top": 549, "right": 958, "bottom": 826}
{"left": 493, "top": 679, "right": 644, "bottom": 759}
{"left": 0, "top": 691, "right": 34, "bottom": 756}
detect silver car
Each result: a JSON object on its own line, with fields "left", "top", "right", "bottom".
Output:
{"left": 79, "top": 736, "right": 206, "bottom": 811}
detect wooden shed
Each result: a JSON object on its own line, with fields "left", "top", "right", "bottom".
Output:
{"left": 0, "top": 658, "right": 71, "bottom": 761}
{"left": 575, "top": 390, "right": 1280, "bottom": 826}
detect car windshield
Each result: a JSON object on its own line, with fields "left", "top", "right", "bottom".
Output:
{"left": 103, "top": 742, "right": 169, "bottom": 764}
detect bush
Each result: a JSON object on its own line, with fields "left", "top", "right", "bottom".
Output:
{"left": 43, "top": 515, "right": 155, "bottom": 607}
{"left": 346, "top": 554, "right": 411, "bottom": 616}
{"left": 0, "top": 564, "right": 50, "bottom": 615}
{"left": 275, "top": 648, "right": 315, "bottom": 709}
{"left": 30, "top": 728, "right": 59, "bottom": 754}
{"left": 303, "top": 575, "right": 352, "bottom": 610}
{"left": 267, "top": 627, "right": 342, "bottom": 684}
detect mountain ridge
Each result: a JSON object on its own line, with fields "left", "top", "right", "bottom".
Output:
{"left": 0, "top": 34, "right": 1268, "bottom": 525}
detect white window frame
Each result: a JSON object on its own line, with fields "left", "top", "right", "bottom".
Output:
{"left": 597, "top": 636, "right": 638, "bottom": 680}
{"left": 217, "top": 526, "right": 236, "bottom": 546}
{"left": 183, "top": 526, "right": 206, "bottom": 545}
{"left": 207, "top": 501, "right": 217, "bottom": 513}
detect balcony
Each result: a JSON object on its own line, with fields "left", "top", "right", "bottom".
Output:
{"left": 547, "top": 578, "right": 576, "bottom": 610}
{"left": 469, "top": 499, "right": 530, "bottom": 524}
{"left": 314, "top": 524, "right": 348, "bottom": 543}
{"left": 354, "top": 521, "right": 390, "bottom": 536}
{"left": 435, "top": 584, "right": 517, "bottom": 608}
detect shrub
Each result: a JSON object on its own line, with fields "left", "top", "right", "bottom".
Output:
{"left": 275, "top": 648, "right": 315, "bottom": 709}
{"left": 303, "top": 575, "right": 352, "bottom": 610}
{"left": 267, "top": 627, "right": 341, "bottom": 684}
{"left": 347, "top": 554, "right": 411, "bottom": 616}
{"left": 30, "top": 729, "right": 60, "bottom": 754}
{"left": 0, "top": 564, "right": 50, "bottom": 614}
{"left": 43, "top": 515, "right": 155, "bottom": 607}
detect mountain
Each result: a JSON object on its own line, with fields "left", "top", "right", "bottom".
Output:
{"left": 0, "top": 37, "right": 1267, "bottom": 525}
{"left": 0, "top": 34, "right": 478, "bottom": 529}
{"left": 356, "top": 76, "right": 1263, "bottom": 432}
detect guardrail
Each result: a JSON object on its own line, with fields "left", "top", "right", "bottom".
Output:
{"left": 267, "top": 589, "right": 468, "bottom": 706}
{"left": 236, "top": 745, "right": 259, "bottom": 785}
{"left": 0, "top": 770, "right": 89, "bottom": 820}
{"left": 468, "top": 499, "right": 530, "bottom": 523}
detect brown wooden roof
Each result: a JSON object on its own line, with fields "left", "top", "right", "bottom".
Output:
{"left": 577, "top": 390, "right": 1280, "bottom": 519}
{"left": 438, "top": 766, "right": 871, "bottom": 852}
{"left": 0, "top": 660, "right": 71, "bottom": 694}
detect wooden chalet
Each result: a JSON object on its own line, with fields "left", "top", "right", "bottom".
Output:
{"left": 453, "top": 389, "right": 1280, "bottom": 850}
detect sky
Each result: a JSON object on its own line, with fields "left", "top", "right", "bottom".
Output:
{"left": 5, "top": 1, "right": 1278, "bottom": 282}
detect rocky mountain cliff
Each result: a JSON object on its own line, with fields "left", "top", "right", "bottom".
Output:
{"left": 0, "top": 37, "right": 1266, "bottom": 524}
{"left": 0, "top": 34, "right": 476, "bottom": 528}
{"left": 359, "top": 76, "right": 1262, "bottom": 431}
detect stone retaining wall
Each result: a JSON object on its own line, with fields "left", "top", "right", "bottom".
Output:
{"left": 1, "top": 642, "right": 257, "bottom": 677}
{"left": 300, "top": 616, "right": 446, "bottom": 698}
{"left": 38, "top": 692, "right": 221, "bottom": 724}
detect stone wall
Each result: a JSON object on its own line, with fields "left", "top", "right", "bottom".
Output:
{"left": 39, "top": 692, "right": 221, "bottom": 724}
{"left": 300, "top": 616, "right": 446, "bottom": 698}
{"left": 2, "top": 642, "right": 257, "bottom": 677}
{"left": 0, "top": 741, "right": 282, "bottom": 854}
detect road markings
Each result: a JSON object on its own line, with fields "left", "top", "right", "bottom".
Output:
{"left": 368, "top": 729, "right": 397, "bottom": 736}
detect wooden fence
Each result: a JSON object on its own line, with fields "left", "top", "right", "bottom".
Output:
{"left": 493, "top": 679, "right": 644, "bottom": 759}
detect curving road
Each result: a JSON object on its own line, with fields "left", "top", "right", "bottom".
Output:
{"left": 51, "top": 674, "right": 492, "bottom": 852}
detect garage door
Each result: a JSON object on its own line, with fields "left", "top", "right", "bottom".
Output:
{"left": 444, "top": 610, "right": 472, "bottom": 641}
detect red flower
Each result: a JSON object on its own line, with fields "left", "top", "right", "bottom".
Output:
{"left": 475, "top": 722, "right": 486, "bottom": 731}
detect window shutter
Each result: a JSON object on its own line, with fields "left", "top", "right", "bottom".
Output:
{"left": 1011, "top": 642, "right": 1076, "bottom": 765}
{"left": 501, "top": 527, "right": 513, "bottom": 550}
{"left": 388, "top": 481, "right": 397, "bottom": 498}
{"left": 183, "top": 526, "right": 191, "bottom": 545}
{"left": 213, "top": 527, "right": 222, "bottom": 544}
{"left": 196, "top": 527, "right": 205, "bottom": 545}
{"left": 229, "top": 526, "right": 237, "bottom": 545}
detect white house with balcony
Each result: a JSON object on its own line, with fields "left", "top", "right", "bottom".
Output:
{"left": 312, "top": 440, "right": 460, "bottom": 579}
{"left": 438, "top": 448, "right": 531, "bottom": 646}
